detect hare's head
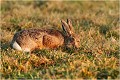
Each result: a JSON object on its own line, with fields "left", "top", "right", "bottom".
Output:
{"left": 61, "top": 19, "right": 80, "bottom": 48}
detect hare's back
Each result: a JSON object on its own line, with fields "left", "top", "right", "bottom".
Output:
{"left": 13, "top": 29, "right": 63, "bottom": 43}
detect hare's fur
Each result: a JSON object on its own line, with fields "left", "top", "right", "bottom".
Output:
{"left": 10, "top": 19, "right": 80, "bottom": 52}
{"left": 11, "top": 29, "right": 64, "bottom": 52}
{"left": 12, "top": 41, "right": 22, "bottom": 51}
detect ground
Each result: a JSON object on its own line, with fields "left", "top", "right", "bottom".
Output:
{"left": 1, "top": 1, "right": 119, "bottom": 79}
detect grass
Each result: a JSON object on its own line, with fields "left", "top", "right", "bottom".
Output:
{"left": 1, "top": 0, "right": 119, "bottom": 79}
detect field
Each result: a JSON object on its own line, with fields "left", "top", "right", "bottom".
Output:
{"left": 1, "top": 1, "right": 119, "bottom": 79}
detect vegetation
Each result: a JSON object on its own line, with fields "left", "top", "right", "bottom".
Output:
{"left": 1, "top": 1, "right": 119, "bottom": 79}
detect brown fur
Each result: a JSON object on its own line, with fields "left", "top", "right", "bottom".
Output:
{"left": 11, "top": 29, "right": 64, "bottom": 51}
{"left": 11, "top": 19, "right": 80, "bottom": 52}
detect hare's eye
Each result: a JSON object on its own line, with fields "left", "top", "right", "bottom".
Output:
{"left": 70, "top": 38, "right": 74, "bottom": 42}
{"left": 77, "top": 40, "right": 80, "bottom": 42}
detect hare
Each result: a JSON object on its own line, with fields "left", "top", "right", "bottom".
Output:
{"left": 10, "top": 19, "right": 80, "bottom": 52}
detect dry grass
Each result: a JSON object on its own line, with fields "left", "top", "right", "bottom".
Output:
{"left": 1, "top": 1, "right": 119, "bottom": 79}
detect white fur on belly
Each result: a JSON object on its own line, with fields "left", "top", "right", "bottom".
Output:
{"left": 12, "top": 41, "right": 22, "bottom": 51}
{"left": 23, "top": 48, "right": 30, "bottom": 52}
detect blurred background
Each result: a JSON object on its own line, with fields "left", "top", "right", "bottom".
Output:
{"left": 1, "top": 0, "right": 119, "bottom": 79}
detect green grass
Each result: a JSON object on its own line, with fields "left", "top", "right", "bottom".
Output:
{"left": 1, "top": 1, "right": 119, "bottom": 79}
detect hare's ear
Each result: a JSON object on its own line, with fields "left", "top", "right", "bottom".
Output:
{"left": 67, "top": 19, "right": 75, "bottom": 33}
{"left": 61, "top": 20, "right": 70, "bottom": 36}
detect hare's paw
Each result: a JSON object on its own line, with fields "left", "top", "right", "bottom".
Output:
{"left": 23, "top": 48, "right": 31, "bottom": 52}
